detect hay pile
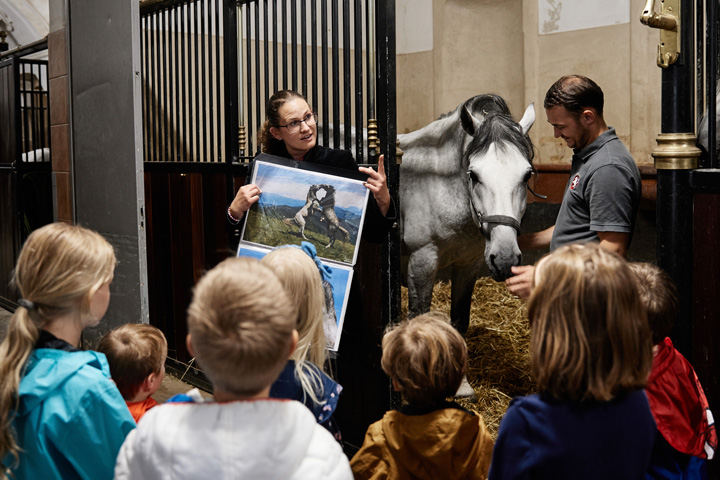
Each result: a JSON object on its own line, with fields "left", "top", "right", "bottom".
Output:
{"left": 400, "top": 278, "right": 535, "bottom": 439}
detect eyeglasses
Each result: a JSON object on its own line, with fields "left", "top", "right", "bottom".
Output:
{"left": 277, "top": 113, "right": 317, "bottom": 134}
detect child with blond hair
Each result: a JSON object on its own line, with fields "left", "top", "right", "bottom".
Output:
{"left": 351, "top": 312, "right": 494, "bottom": 480}
{"left": 629, "top": 262, "right": 716, "bottom": 479}
{"left": 261, "top": 243, "right": 343, "bottom": 441}
{"left": 97, "top": 323, "right": 168, "bottom": 422}
{"left": 0, "top": 223, "right": 135, "bottom": 479}
{"left": 114, "top": 257, "right": 352, "bottom": 479}
{"left": 490, "top": 243, "right": 656, "bottom": 479}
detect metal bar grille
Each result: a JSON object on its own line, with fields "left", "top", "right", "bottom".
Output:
{"left": 17, "top": 60, "right": 51, "bottom": 164}
{"left": 141, "top": 0, "right": 227, "bottom": 163}
{"left": 237, "top": 0, "right": 373, "bottom": 160}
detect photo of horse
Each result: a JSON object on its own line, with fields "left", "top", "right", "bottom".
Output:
{"left": 236, "top": 244, "right": 354, "bottom": 351}
{"left": 241, "top": 160, "right": 368, "bottom": 265}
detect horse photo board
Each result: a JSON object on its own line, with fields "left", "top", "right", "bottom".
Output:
{"left": 237, "top": 154, "right": 370, "bottom": 351}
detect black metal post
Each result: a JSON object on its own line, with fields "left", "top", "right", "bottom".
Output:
{"left": 657, "top": 0, "right": 695, "bottom": 357}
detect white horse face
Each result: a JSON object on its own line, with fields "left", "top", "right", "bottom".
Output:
{"left": 467, "top": 145, "right": 531, "bottom": 279}
{"left": 463, "top": 103, "right": 535, "bottom": 280}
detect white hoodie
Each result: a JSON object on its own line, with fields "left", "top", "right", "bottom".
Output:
{"left": 114, "top": 397, "right": 352, "bottom": 480}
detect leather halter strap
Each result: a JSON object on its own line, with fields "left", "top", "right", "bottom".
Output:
{"left": 476, "top": 214, "right": 521, "bottom": 232}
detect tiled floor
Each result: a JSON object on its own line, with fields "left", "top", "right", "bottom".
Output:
{"left": 0, "top": 308, "right": 199, "bottom": 403}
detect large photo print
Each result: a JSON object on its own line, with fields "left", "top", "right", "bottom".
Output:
{"left": 241, "top": 160, "right": 369, "bottom": 264}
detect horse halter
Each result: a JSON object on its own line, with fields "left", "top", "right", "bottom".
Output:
{"left": 466, "top": 172, "right": 522, "bottom": 234}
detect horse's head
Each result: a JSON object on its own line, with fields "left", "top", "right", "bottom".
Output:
{"left": 460, "top": 98, "right": 535, "bottom": 280}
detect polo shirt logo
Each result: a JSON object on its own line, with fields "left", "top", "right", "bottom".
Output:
{"left": 570, "top": 174, "right": 580, "bottom": 190}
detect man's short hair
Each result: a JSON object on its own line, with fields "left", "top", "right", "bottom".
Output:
{"left": 187, "top": 257, "right": 295, "bottom": 396}
{"left": 544, "top": 75, "right": 604, "bottom": 117}
{"left": 97, "top": 324, "right": 168, "bottom": 400}
{"left": 381, "top": 312, "right": 467, "bottom": 406}
{"left": 628, "top": 262, "right": 678, "bottom": 345}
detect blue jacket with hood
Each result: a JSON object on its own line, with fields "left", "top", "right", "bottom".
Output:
{"left": 5, "top": 348, "right": 136, "bottom": 480}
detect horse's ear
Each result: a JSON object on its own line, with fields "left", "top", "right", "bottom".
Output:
{"left": 460, "top": 105, "right": 479, "bottom": 136}
{"left": 518, "top": 103, "right": 535, "bottom": 135}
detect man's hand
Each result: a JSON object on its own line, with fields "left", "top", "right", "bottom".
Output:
{"left": 505, "top": 265, "right": 536, "bottom": 300}
{"left": 229, "top": 183, "right": 262, "bottom": 220}
{"left": 359, "top": 154, "right": 391, "bottom": 216}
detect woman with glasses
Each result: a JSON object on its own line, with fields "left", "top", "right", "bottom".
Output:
{"left": 227, "top": 90, "right": 394, "bottom": 226}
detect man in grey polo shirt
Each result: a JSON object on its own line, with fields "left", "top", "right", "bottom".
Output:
{"left": 506, "top": 75, "right": 641, "bottom": 298}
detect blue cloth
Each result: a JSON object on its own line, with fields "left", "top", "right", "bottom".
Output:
{"left": 5, "top": 348, "right": 136, "bottom": 480}
{"left": 270, "top": 360, "right": 343, "bottom": 441}
{"left": 646, "top": 433, "right": 708, "bottom": 479}
{"left": 489, "top": 391, "right": 657, "bottom": 480}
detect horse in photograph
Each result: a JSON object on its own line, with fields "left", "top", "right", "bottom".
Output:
{"left": 317, "top": 184, "right": 349, "bottom": 248}
{"left": 284, "top": 185, "right": 322, "bottom": 239}
{"left": 399, "top": 94, "right": 535, "bottom": 339}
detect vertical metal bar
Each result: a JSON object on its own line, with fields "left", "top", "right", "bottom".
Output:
{"left": 174, "top": 6, "right": 181, "bottom": 161}
{"left": 215, "top": 0, "right": 222, "bottom": 161}
{"left": 161, "top": 9, "right": 168, "bottom": 161}
{"left": 181, "top": 4, "right": 187, "bottom": 162}
{"left": 376, "top": 0, "right": 400, "bottom": 411}
{"left": 143, "top": 15, "right": 149, "bottom": 162}
{"left": 657, "top": 0, "right": 696, "bottom": 357}
{"left": 246, "top": 2, "right": 254, "bottom": 154}
{"left": 321, "top": 0, "right": 329, "bottom": 144}
{"left": 354, "top": 0, "right": 363, "bottom": 163}
{"left": 291, "top": 0, "right": 297, "bottom": 91}
{"left": 311, "top": 0, "right": 318, "bottom": 111}
{"left": 264, "top": 0, "right": 270, "bottom": 106}
{"left": 201, "top": 0, "right": 208, "bottom": 162}
{"left": 194, "top": 0, "right": 200, "bottom": 161}
{"left": 237, "top": 1, "right": 245, "bottom": 159}
{"left": 331, "top": 0, "right": 340, "bottom": 148}
{"left": 223, "top": 0, "right": 239, "bottom": 163}
{"left": 282, "top": 0, "right": 288, "bottom": 89}
{"left": 366, "top": 0, "right": 375, "bottom": 120}
{"left": 707, "top": 0, "right": 717, "bottom": 168}
{"left": 272, "top": 0, "right": 278, "bottom": 93}
{"left": 152, "top": 13, "right": 159, "bottom": 162}
{"left": 168, "top": 8, "right": 175, "bottom": 163}
{"left": 21, "top": 63, "right": 30, "bottom": 158}
{"left": 342, "top": 0, "right": 351, "bottom": 150}
{"left": 300, "top": 0, "right": 307, "bottom": 97}
{"left": 254, "top": 1, "right": 262, "bottom": 149}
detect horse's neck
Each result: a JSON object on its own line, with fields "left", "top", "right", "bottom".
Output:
{"left": 399, "top": 112, "right": 465, "bottom": 150}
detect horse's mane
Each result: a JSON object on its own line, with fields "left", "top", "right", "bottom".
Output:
{"left": 464, "top": 95, "right": 535, "bottom": 164}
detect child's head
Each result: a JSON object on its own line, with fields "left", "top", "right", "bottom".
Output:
{"left": 261, "top": 246, "right": 326, "bottom": 367}
{"left": 528, "top": 243, "right": 652, "bottom": 402}
{"left": 628, "top": 262, "right": 678, "bottom": 345}
{"left": 381, "top": 312, "right": 467, "bottom": 406}
{"left": 0, "top": 222, "right": 116, "bottom": 468}
{"left": 186, "top": 257, "right": 295, "bottom": 397}
{"left": 97, "top": 324, "right": 168, "bottom": 401}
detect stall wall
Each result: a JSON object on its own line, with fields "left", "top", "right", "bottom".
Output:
{"left": 397, "top": 0, "right": 661, "bottom": 168}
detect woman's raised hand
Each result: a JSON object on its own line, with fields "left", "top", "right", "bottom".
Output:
{"left": 229, "top": 183, "right": 262, "bottom": 220}
{"left": 359, "top": 154, "right": 391, "bottom": 216}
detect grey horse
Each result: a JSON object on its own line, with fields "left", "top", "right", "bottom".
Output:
{"left": 399, "top": 93, "right": 535, "bottom": 342}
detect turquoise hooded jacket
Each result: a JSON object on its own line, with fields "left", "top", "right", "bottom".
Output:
{"left": 5, "top": 348, "right": 136, "bottom": 480}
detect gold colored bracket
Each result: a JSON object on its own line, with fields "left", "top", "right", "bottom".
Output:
{"left": 640, "top": 0, "right": 680, "bottom": 68}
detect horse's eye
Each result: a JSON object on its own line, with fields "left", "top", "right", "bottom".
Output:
{"left": 467, "top": 170, "right": 479, "bottom": 183}
{"left": 523, "top": 170, "right": 532, "bottom": 183}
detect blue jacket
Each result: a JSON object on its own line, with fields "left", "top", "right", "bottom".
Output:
{"left": 5, "top": 348, "right": 136, "bottom": 480}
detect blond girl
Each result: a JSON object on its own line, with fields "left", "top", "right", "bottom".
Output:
{"left": 0, "top": 223, "right": 135, "bottom": 479}
{"left": 261, "top": 243, "right": 343, "bottom": 442}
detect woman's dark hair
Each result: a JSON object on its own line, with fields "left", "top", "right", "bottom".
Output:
{"left": 258, "top": 90, "right": 311, "bottom": 154}
{"left": 544, "top": 75, "right": 604, "bottom": 118}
